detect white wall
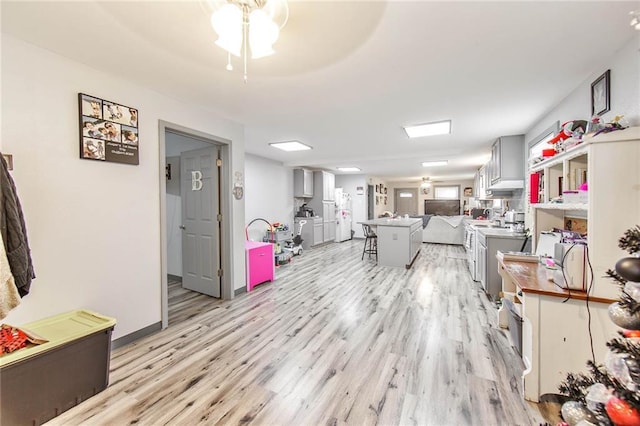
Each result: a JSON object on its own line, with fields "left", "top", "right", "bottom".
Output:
{"left": 1, "top": 35, "right": 246, "bottom": 339}
{"left": 335, "top": 174, "right": 367, "bottom": 238}
{"left": 244, "top": 154, "right": 294, "bottom": 242}
{"left": 526, "top": 35, "right": 640, "bottom": 143}
{"left": 523, "top": 35, "right": 640, "bottom": 225}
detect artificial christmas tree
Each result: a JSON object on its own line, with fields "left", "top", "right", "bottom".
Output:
{"left": 557, "top": 226, "right": 640, "bottom": 426}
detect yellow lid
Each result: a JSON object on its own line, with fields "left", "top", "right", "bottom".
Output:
{"left": 0, "top": 309, "right": 116, "bottom": 368}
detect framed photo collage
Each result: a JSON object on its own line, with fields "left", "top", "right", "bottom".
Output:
{"left": 79, "top": 93, "right": 139, "bottom": 165}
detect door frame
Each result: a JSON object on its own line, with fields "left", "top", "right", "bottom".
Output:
{"left": 158, "top": 120, "right": 233, "bottom": 329}
{"left": 367, "top": 184, "right": 374, "bottom": 220}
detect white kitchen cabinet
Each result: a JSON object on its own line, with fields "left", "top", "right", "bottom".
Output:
{"left": 498, "top": 260, "right": 618, "bottom": 402}
{"left": 313, "top": 218, "right": 324, "bottom": 245}
{"left": 293, "top": 168, "right": 314, "bottom": 198}
{"left": 474, "top": 165, "right": 487, "bottom": 198}
{"left": 312, "top": 170, "right": 335, "bottom": 201}
{"left": 308, "top": 171, "right": 337, "bottom": 244}
{"left": 489, "top": 135, "right": 525, "bottom": 189}
{"left": 477, "top": 228, "right": 529, "bottom": 300}
{"left": 295, "top": 217, "right": 323, "bottom": 249}
{"left": 529, "top": 127, "right": 640, "bottom": 300}
{"left": 322, "top": 201, "right": 335, "bottom": 242}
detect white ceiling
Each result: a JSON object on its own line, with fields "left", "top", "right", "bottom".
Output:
{"left": 2, "top": 0, "right": 638, "bottom": 182}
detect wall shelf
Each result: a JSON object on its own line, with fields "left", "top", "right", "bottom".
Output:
{"left": 528, "top": 126, "right": 640, "bottom": 300}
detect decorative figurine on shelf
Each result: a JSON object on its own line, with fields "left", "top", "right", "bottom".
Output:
{"left": 548, "top": 120, "right": 588, "bottom": 153}
{"left": 593, "top": 114, "right": 629, "bottom": 137}
{"left": 557, "top": 225, "right": 640, "bottom": 426}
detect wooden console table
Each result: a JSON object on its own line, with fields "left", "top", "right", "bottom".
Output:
{"left": 497, "top": 256, "right": 617, "bottom": 402}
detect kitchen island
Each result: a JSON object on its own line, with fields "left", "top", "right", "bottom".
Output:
{"left": 359, "top": 218, "right": 422, "bottom": 268}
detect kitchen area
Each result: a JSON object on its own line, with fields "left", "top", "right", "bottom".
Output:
{"left": 464, "top": 134, "right": 531, "bottom": 302}
{"left": 465, "top": 211, "right": 531, "bottom": 302}
{"left": 293, "top": 168, "right": 354, "bottom": 251}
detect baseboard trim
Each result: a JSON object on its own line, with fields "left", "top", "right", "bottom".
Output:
{"left": 167, "top": 274, "right": 182, "bottom": 282}
{"left": 112, "top": 321, "right": 162, "bottom": 350}
{"left": 234, "top": 287, "right": 246, "bottom": 296}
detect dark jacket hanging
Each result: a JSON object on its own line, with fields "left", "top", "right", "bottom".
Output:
{"left": 0, "top": 152, "right": 35, "bottom": 296}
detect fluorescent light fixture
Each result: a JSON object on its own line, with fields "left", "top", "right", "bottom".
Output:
{"left": 269, "top": 140, "right": 312, "bottom": 152}
{"left": 404, "top": 120, "right": 451, "bottom": 138}
{"left": 399, "top": 192, "right": 413, "bottom": 198}
{"left": 337, "top": 167, "right": 361, "bottom": 172}
{"left": 421, "top": 160, "right": 448, "bottom": 167}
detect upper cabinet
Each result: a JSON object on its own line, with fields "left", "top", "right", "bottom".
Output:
{"left": 314, "top": 170, "right": 335, "bottom": 201}
{"left": 294, "top": 168, "right": 314, "bottom": 198}
{"left": 474, "top": 165, "right": 487, "bottom": 198}
{"left": 488, "top": 135, "right": 525, "bottom": 190}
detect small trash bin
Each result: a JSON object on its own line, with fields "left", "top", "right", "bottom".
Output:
{"left": 0, "top": 309, "right": 116, "bottom": 426}
{"left": 502, "top": 298, "right": 523, "bottom": 356}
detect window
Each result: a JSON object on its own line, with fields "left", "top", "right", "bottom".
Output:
{"left": 529, "top": 121, "right": 560, "bottom": 160}
{"left": 434, "top": 185, "right": 459, "bottom": 200}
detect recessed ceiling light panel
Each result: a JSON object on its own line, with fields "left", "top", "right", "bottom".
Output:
{"left": 269, "top": 140, "right": 312, "bottom": 151}
{"left": 421, "top": 160, "right": 448, "bottom": 167}
{"left": 404, "top": 120, "right": 451, "bottom": 138}
{"left": 337, "top": 167, "right": 361, "bottom": 172}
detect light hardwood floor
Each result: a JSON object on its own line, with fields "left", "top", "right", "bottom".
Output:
{"left": 47, "top": 241, "right": 546, "bottom": 425}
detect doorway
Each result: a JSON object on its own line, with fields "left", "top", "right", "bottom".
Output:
{"left": 394, "top": 188, "right": 418, "bottom": 216}
{"left": 367, "top": 184, "right": 374, "bottom": 219}
{"left": 159, "top": 121, "right": 233, "bottom": 329}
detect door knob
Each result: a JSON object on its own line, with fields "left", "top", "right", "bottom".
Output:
{"left": 179, "top": 225, "right": 186, "bottom": 230}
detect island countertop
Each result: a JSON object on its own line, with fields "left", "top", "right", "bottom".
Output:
{"left": 359, "top": 218, "right": 422, "bottom": 228}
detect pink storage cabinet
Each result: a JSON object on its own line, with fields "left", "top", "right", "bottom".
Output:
{"left": 245, "top": 241, "right": 275, "bottom": 291}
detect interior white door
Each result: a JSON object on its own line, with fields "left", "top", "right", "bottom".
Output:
{"left": 180, "top": 146, "right": 221, "bottom": 297}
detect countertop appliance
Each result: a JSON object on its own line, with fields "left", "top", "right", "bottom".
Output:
{"left": 335, "top": 189, "right": 353, "bottom": 242}
{"left": 553, "top": 242, "right": 588, "bottom": 290}
{"left": 504, "top": 210, "right": 525, "bottom": 224}
{"left": 504, "top": 210, "right": 525, "bottom": 232}
{"left": 296, "top": 204, "right": 314, "bottom": 218}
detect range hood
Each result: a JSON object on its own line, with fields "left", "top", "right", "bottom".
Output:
{"left": 488, "top": 179, "right": 524, "bottom": 190}
{"left": 479, "top": 189, "right": 519, "bottom": 199}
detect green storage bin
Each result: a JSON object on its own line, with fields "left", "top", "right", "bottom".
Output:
{"left": 0, "top": 309, "right": 116, "bottom": 426}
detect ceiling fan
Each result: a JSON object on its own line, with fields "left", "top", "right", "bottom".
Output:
{"left": 420, "top": 177, "right": 443, "bottom": 187}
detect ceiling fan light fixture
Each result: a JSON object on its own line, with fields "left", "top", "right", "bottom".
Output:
{"left": 269, "top": 140, "right": 312, "bottom": 152}
{"left": 249, "top": 9, "right": 279, "bottom": 58}
{"left": 421, "top": 160, "right": 448, "bottom": 167}
{"left": 630, "top": 10, "right": 640, "bottom": 30}
{"left": 404, "top": 120, "right": 451, "bottom": 139}
{"left": 211, "top": 3, "right": 243, "bottom": 57}
{"left": 421, "top": 177, "right": 432, "bottom": 187}
{"left": 207, "top": 0, "right": 289, "bottom": 81}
